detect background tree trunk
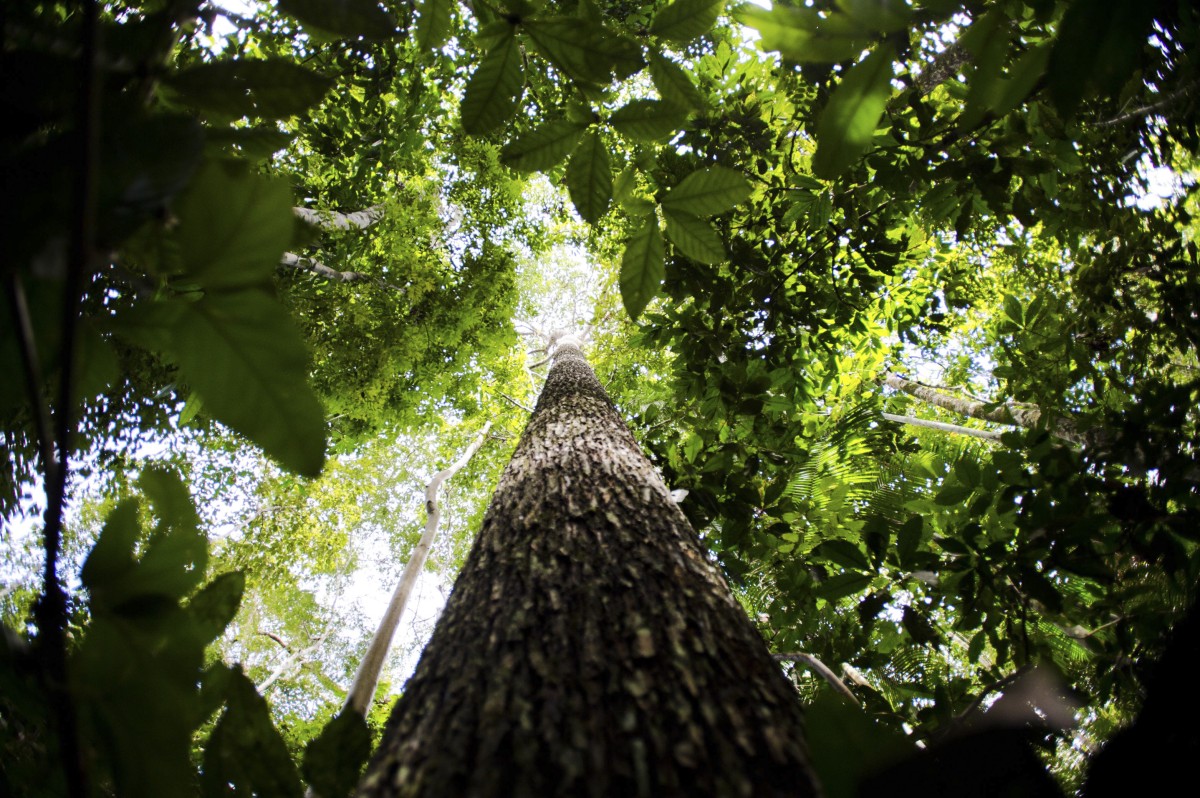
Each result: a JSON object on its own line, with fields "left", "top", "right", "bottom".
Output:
{"left": 358, "top": 341, "right": 819, "bottom": 797}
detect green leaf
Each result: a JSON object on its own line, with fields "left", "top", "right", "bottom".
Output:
{"left": 175, "top": 160, "right": 294, "bottom": 290}
{"left": 990, "top": 41, "right": 1052, "bottom": 118}
{"left": 187, "top": 572, "right": 245, "bottom": 645}
{"left": 735, "top": 5, "right": 871, "bottom": 63}
{"left": 609, "top": 99, "right": 689, "bottom": 142}
{"left": 80, "top": 499, "right": 140, "bottom": 594}
{"left": 661, "top": 166, "right": 752, "bottom": 217}
{"left": 415, "top": 0, "right": 453, "bottom": 52}
{"left": 1002, "top": 293, "right": 1023, "bottom": 325}
{"left": 168, "top": 59, "right": 333, "bottom": 120}
{"left": 650, "top": 0, "right": 724, "bottom": 45}
{"left": 896, "top": 516, "right": 923, "bottom": 569}
{"left": 524, "top": 18, "right": 643, "bottom": 85}
{"left": 565, "top": 131, "right": 612, "bottom": 224}
{"left": 812, "top": 44, "right": 895, "bottom": 179}
{"left": 1049, "top": 0, "right": 1154, "bottom": 116}
{"left": 500, "top": 120, "right": 588, "bottom": 172}
{"left": 814, "top": 572, "right": 874, "bottom": 601}
{"left": 934, "top": 484, "right": 973, "bottom": 506}
{"left": 620, "top": 217, "right": 665, "bottom": 320}
{"left": 204, "top": 126, "right": 294, "bottom": 161}
{"left": 302, "top": 711, "right": 372, "bottom": 798}
{"left": 814, "top": 539, "right": 872, "bottom": 571}
{"left": 276, "top": 0, "right": 397, "bottom": 39}
{"left": 202, "top": 668, "right": 304, "bottom": 797}
{"left": 461, "top": 33, "right": 524, "bottom": 135}
{"left": 648, "top": 51, "right": 705, "bottom": 111}
{"left": 805, "top": 693, "right": 913, "bottom": 798}
{"left": 169, "top": 290, "right": 326, "bottom": 477}
{"left": 663, "top": 210, "right": 724, "bottom": 265}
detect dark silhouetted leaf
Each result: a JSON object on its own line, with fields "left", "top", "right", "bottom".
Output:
{"left": 650, "top": 0, "right": 724, "bottom": 45}
{"left": 609, "top": 99, "right": 689, "bottom": 142}
{"left": 277, "top": 0, "right": 397, "bottom": 39}
{"left": 566, "top": 131, "right": 612, "bottom": 223}
{"left": 461, "top": 33, "right": 524, "bottom": 135}
{"left": 168, "top": 59, "right": 333, "bottom": 120}
{"left": 664, "top": 210, "right": 724, "bottom": 264}
{"left": 303, "top": 710, "right": 372, "bottom": 798}
{"left": 500, "top": 120, "right": 588, "bottom": 172}
{"left": 620, "top": 218, "right": 665, "bottom": 319}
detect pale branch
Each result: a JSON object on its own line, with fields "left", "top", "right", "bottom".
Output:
{"left": 259, "top": 624, "right": 337, "bottom": 692}
{"left": 293, "top": 204, "right": 385, "bottom": 231}
{"left": 1099, "top": 78, "right": 1200, "bottom": 127}
{"left": 882, "top": 372, "right": 1091, "bottom": 448}
{"left": 341, "top": 421, "right": 494, "bottom": 718}
{"left": 882, "top": 412, "right": 1005, "bottom": 442}
{"left": 773, "top": 652, "right": 861, "bottom": 707}
{"left": 279, "top": 252, "right": 405, "bottom": 293}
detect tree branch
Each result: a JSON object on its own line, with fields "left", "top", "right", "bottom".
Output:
{"left": 279, "top": 252, "right": 406, "bottom": 293}
{"left": 341, "top": 421, "right": 494, "bottom": 717}
{"left": 773, "top": 652, "right": 861, "bottom": 706}
{"left": 882, "top": 412, "right": 1005, "bottom": 441}
{"left": 293, "top": 204, "right": 385, "bottom": 231}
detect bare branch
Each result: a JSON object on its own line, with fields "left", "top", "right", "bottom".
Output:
{"left": 773, "top": 652, "right": 861, "bottom": 706}
{"left": 882, "top": 412, "right": 1005, "bottom": 441}
{"left": 279, "top": 252, "right": 406, "bottom": 293}
{"left": 293, "top": 204, "right": 385, "bottom": 231}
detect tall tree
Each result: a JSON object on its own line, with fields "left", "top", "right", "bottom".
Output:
{"left": 360, "top": 335, "right": 818, "bottom": 797}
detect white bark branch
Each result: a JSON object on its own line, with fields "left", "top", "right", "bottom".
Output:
{"left": 773, "top": 652, "right": 861, "bottom": 706}
{"left": 882, "top": 412, "right": 1005, "bottom": 441}
{"left": 293, "top": 204, "right": 385, "bottom": 231}
{"left": 279, "top": 252, "right": 406, "bottom": 293}
{"left": 342, "top": 421, "right": 494, "bottom": 717}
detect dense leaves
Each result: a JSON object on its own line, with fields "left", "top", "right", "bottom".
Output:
{"left": 3, "top": 0, "right": 1200, "bottom": 795}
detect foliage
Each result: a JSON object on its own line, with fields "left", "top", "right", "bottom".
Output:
{"left": 3, "top": 0, "right": 1200, "bottom": 795}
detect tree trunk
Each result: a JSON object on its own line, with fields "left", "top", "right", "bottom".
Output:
{"left": 358, "top": 340, "right": 819, "bottom": 797}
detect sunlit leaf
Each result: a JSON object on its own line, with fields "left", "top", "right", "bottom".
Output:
{"left": 609, "top": 99, "right": 689, "bottom": 142}
{"left": 500, "top": 120, "right": 588, "bottom": 172}
{"left": 415, "top": 0, "right": 453, "bottom": 52}
{"left": 620, "top": 217, "right": 665, "bottom": 320}
{"left": 664, "top": 210, "right": 724, "bottom": 264}
{"left": 735, "top": 5, "right": 871, "bottom": 63}
{"left": 812, "top": 44, "right": 896, "bottom": 179}
{"left": 461, "top": 33, "right": 524, "bottom": 135}
{"left": 650, "top": 0, "right": 724, "bottom": 45}
{"left": 566, "top": 131, "right": 612, "bottom": 223}
{"left": 649, "top": 51, "right": 705, "bottom": 110}
{"left": 661, "top": 166, "right": 752, "bottom": 217}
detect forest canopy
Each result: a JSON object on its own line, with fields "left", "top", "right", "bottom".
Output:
{"left": 2, "top": 0, "right": 1198, "bottom": 795}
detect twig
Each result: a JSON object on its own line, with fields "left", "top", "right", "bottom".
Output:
{"left": 257, "top": 631, "right": 291, "bottom": 652}
{"left": 499, "top": 393, "right": 534, "bottom": 414}
{"left": 773, "top": 652, "right": 861, "bottom": 706}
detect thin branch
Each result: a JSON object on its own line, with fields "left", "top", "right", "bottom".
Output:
{"left": 341, "top": 421, "right": 494, "bottom": 717}
{"left": 499, "top": 393, "right": 534, "bottom": 414}
{"left": 257, "top": 631, "right": 291, "bottom": 652}
{"left": 1099, "top": 78, "right": 1200, "bottom": 127}
{"left": 882, "top": 412, "right": 1005, "bottom": 441}
{"left": 279, "top": 252, "right": 406, "bottom": 293}
{"left": 4, "top": 275, "right": 58, "bottom": 487}
{"left": 773, "top": 652, "right": 861, "bottom": 706}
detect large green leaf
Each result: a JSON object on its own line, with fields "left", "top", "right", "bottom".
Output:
{"left": 664, "top": 210, "right": 725, "bottom": 265}
{"left": 461, "top": 33, "right": 524, "bottom": 135}
{"left": 415, "top": 0, "right": 454, "bottom": 52}
{"left": 648, "top": 51, "right": 705, "bottom": 110}
{"left": 619, "top": 218, "right": 665, "bottom": 320}
{"left": 500, "top": 120, "right": 588, "bottom": 172}
{"left": 524, "top": 18, "right": 642, "bottom": 85}
{"left": 609, "top": 99, "right": 689, "bottom": 143}
{"left": 650, "top": 0, "right": 724, "bottom": 45}
{"left": 303, "top": 711, "right": 372, "bottom": 798}
{"left": 735, "top": 5, "right": 871, "bottom": 63}
{"left": 565, "top": 131, "right": 612, "bottom": 223}
{"left": 1049, "top": 0, "right": 1154, "bottom": 116}
{"left": 170, "top": 290, "right": 326, "bottom": 477}
{"left": 812, "top": 44, "right": 896, "bottom": 179}
{"left": 202, "top": 668, "right": 304, "bottom": 797}
{"left": 661, "top": 166, "right": 752, "bottom": 217}
{"left": 276, "top": 0, "right": 397, "bottom": 39}
{"left": 167, "top": 59, "right": 333, "bottom": 120}
{"left": 174, "top": 161, "right": 293, "bottom": 290}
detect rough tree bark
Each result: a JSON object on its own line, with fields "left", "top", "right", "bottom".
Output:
{"left": 358, "top": 338, "right": 819, "bottom": 797}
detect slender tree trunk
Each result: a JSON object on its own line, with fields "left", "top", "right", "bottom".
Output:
{"left": 358, "top": 339, "right": 819, "bottom": 797}
{"left": 343, "top": 421, "right": 493, "bottom": 717}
